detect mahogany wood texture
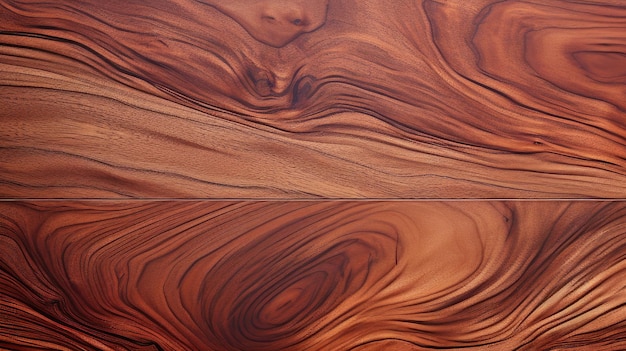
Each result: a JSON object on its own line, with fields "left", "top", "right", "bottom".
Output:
{"left": 1, "top": 0, "right": 625, "bottom": 198}
{"left": 2, "top": 1, "right": 626, "bottom": 350}
{"left": 1, "top": 201, "right": 626, "bottom": 350}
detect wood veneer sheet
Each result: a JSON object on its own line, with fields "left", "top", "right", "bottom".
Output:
{"left": 1, "top": 0, "right": 625, "bottom": 198}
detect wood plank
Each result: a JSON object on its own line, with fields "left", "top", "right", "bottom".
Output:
{"left": 1, "top": 201, "right": 625, "bottom": 350}
{"left": 2, "top": 0, "right": 625, "bottom": 198}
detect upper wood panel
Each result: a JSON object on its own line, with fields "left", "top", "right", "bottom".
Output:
{"left": 1, "top": 0, "right": 625, "bottom": 198}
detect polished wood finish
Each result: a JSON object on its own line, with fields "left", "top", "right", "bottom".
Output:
{"left": 2, "top": 201, "right": 626, "bottom": 350}
{"left": 2, "top": 0, "right": 626, "bottom": 350}
{"left": 1, "top": 0, "right": 625, "bottom": 198}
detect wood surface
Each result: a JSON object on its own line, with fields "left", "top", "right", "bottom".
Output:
{"left": 1, "top": 0, "right": 625, "bottom": 198}
{"left": 2, "top": 201, "right": 626, "bottom": 350}
{"left": 2, "top": 0, "right": 626, "bottom": 350}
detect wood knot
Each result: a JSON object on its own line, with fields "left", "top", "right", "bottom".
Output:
{"left": 291, "top": 75, "right": 316, "bottom": 107}
{"left": 247, "top": 66, "right": 276, "bottom": 97}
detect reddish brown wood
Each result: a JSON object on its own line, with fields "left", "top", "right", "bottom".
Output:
{"left": 1, "top": 0, "right": 625, "bottom": 198}
{"left": 1, "top": 201, "right": 626, "bottom": 350}
{"left": 1, "top": 1, "right": 625, "bottom": 349}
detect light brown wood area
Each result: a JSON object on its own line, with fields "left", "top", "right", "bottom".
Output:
{"left": 1, "top": 0, "right": 625, "bottom": 198}
{"left": 1, "top": 201, "right": 626, "bottom": 350}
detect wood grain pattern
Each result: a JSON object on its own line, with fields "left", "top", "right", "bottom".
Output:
{"left": 2, "top": 1, "right": 626, "bottom": 349}
{"left": 2, "top": 0, "right": 625, "bottom": 198}
{"left": 1, "top": 201, "right": 626, "bottom": 350}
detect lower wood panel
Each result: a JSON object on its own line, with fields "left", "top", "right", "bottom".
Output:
{"left": 1, "top": 201, "right": 625, "bottom": 350}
